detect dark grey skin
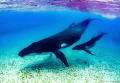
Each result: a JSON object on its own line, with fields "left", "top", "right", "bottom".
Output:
{"left": 18, "top": 19, "right": 97, "bottom": 67}
{"left": 72, "top": 33, "right": 107, "bottom": 55}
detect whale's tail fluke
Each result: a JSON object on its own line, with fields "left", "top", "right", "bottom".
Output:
{"left": 94, "top": 32, "right": 108, "bottom": 41}
{"left": 90, "top": 18, "right": 103, "bottom": 21}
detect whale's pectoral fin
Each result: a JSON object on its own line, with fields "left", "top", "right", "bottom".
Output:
{"left": 84, "top": 49, "right": 94, "bottom": 55}
{"left": 53, "top": 50, "right": 69, "bottom": 67}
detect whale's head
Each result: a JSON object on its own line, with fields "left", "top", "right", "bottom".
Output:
{"left": 18, "top": 43, "right": 42, "bottom": 57}
{"left": 18, "top": 47, "right": 33, "bottom": 57}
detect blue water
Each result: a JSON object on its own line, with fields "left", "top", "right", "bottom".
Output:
{"left": 0, "top": 11, "right": 119, "bottom": 60}
{"left": 0, "top": 11, "right": 120, "bottom": 54}
{"left": 0, "top": 11, "right": 120, "bottom": 83}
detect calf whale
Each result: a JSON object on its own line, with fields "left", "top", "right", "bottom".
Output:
{"left": 18, "top": 19, "right": 97, "bottom": 67}
{"left": 72, "top": 33, "right": 107, "bottom": 55}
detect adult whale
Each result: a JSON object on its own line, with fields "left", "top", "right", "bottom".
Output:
{"left": 72, "top": 33, "right": 107, "bottom": 55}
{"left": 18, "top": 19, "right": 97, "bottom": 67}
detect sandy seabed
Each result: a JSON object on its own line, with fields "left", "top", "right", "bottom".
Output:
{"left": 0, "top": 46, "right": 120, "bottom": 83}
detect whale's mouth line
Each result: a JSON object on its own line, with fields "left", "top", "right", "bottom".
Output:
{"left": 19, "top": 53, "right": 39, "bottom": 57}
{"left": 19, "top": 51, "right": 53, "bottom": 57}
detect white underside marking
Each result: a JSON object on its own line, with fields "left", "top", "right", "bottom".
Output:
{"left": 61, "top": 43, "right": 68, "bottom": 48}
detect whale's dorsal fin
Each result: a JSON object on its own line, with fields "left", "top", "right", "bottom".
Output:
{"left": 68, "top": 22, "right": 75, "bottom": 28}
{"left": 53, "top": 50, "right": 69, "bottom": 67}
{"left": 71, "top": 22, "right": 75, "bottom": 26}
